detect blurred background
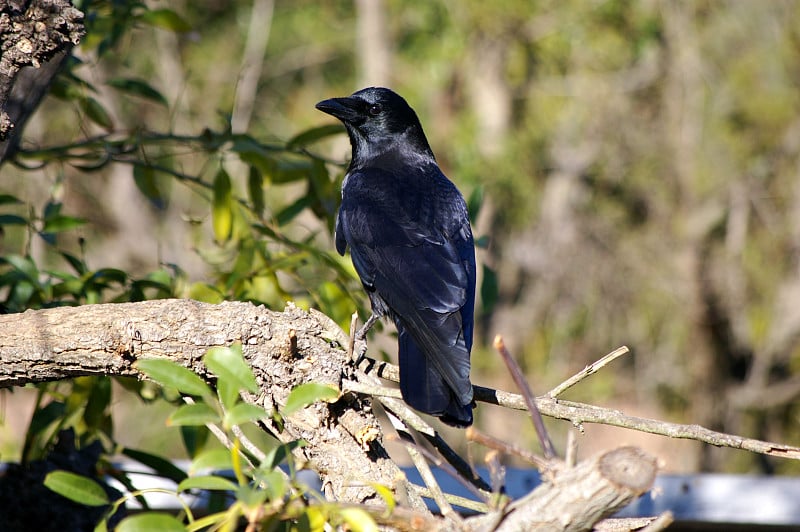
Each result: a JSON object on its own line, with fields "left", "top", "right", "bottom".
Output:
{"left": 2, "top": 0, "right": 800, "bottom": 476}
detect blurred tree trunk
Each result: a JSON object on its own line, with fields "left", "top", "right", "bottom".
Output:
{"left": 355, "top": 0, "right": 390, "bottom": 87}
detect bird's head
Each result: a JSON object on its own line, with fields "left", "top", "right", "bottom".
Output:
{"left": 315, "top": 87, "right": 434, "bottom": 166}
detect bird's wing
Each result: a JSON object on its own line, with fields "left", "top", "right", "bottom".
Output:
{"left": 337, "top": 169, "right": 475, "bottom": 401}
{"left": 366, "top": 240, "right": 474, "bottom": 402}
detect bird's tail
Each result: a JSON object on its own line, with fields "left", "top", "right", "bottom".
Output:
{"left": 397, "top": 326, "right": 473, "bottom": 427}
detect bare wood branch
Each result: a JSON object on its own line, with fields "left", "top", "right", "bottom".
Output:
{"left": 548, "top": 346, "right": 630, "bottom": 398}
{"left": 408, "top": 484, "right": 489, "bottom": 514}
{"left": 493, "top": 335, "right": 557, "bottom": 460}
{"left": 466, "top": 427, "right": 549, "bottom": 470}
{"left": 638, "top": 511, "right": 674, "bottom": 532}
{"left": 388, "top": 433, "right": 489, "bottom": 504}
{"left": 467, "top": 446, "right": 658, "bottom": 532}
{"left": 358, "top": 356, "right": 800, "bottom": 461}
{"left": 385, "top": 412, "right": 462, "bottom": 526}
{"left": 594, "top": 512, "right": 673, "bottom": 532}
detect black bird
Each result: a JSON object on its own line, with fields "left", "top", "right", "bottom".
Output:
{"left": 316, "top": 87, "right": 476, "bottom": 427}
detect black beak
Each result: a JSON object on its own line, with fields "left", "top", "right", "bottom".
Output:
{"left": 315, "top": 97, "right": 362, "bottom": 123}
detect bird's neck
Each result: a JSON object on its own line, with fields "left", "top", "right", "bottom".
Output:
{"left": 348, "top": 127, "right": 435, "bottom": 170}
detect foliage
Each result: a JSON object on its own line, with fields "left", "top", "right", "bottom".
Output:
{"left": 44, "top": 345, "right": 367, "bottom": 531}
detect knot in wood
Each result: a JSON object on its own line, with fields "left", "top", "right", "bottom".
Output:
{"left": 598, "top": 446, "right": 657, "bottom": 493}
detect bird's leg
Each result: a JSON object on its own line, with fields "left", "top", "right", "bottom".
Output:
{"left": 352, "top": 313, "right": 379, "bottom": 366}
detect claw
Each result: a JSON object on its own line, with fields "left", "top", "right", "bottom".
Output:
{"left": 351, "top": 313, "right": 379, "bottom": 366}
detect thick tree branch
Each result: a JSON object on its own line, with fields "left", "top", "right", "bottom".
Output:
{"left": 0, "top": 299, "right": 426, "bottom": 511}
{"left": 0, "top": 299, "right": 675, "bottom": 529}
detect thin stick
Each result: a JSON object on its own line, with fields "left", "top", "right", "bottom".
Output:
{"left": 548, "top": 346, "right": 630, "bottom": 398}
{"left": 343, "top": 380, "right": 402, "bottom": 398}
{"left": 359, "top": 355, "right": 800, "bottom": 460}
{"left": 231, "top": 424, "right": 266, "bottom": 463}
{"left": 466, "top": 427, "right": 550, "bottom": 470}
{"left": 407, "top": 484, "right": 489, "bottom": 514}
{"left": 386, "top": 433, "right": 489, "bottom": 503}
{"left": 385, "top": 410, "right": 462, "bottom": 524}
{"left": 565, "top": 428, "right": 578, "bottom": 468}
{"left": 347, "top": 312, "right": 358, "bottom": 361}
{"left": 639, "top": 511, "right": 675, "bottom": 532}
{"left": 379, "top": 397, "right": 492, "bottom": 493}
{"left": 494, "top": 335, "right": 557, "bottom": 460}
{"left": 485, "top": 450, "right": 505, "bottom": 495}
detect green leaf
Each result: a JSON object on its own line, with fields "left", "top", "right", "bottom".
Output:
{"left": 44, "top": 471, "right": 110, "bottom": 506}
{"left": 116, "top": 513, "right": 185, "bottom": 532}
{"left": 286, "top": 124, "right": 345, "bottom": 149}
{"left": 237, "top": 484, "right": 268, "bottom": 508}
{"left": 0, "top": 214, "right": 27, "bottom": 225}
{"left": 215, "top": 378, "right": 240, "bottom": 412}
{"left": 262, "top": 440, "right": 306, "bottom": 470}
{"left": 178, "top": 475, "right": 237, "bottom": 492}
{"left": 272, "top": 158, "right": 314, "bottom": 184}
{"left": 204, "top": 345, "right": 257, "bottom": 394}
{"left": 180, "top": 425, "right": 210, "bottom": 458}
{"left": 61, "top": 252, "right": 87, "bottom": 275}
{"left": 191, "top": 448, "right": 233, "bottom": 474}
{"left": 3, "top": 254, "right": 39, "bottom": 282}
{"left": 224, "top": 402, "right": 268, "bottom": 427}
{"left": 168, "top": 403, "right": 220, "bottom": 426}
{"left": 247, "top": 165, "right": 265, "bottom": 217}
{"left": 138, "top": 9, "right": 192, "bottom": 32}
{"left": 212, "top": 168, "right": 233, "bottom": 242}
{"left": 276, "top": 195, "right": 313, "bottom": 227}
{"left": 108, "top": 78, "right": 168, "bottom": 107}
{"left": 480, "top": 264, "right": 498, "bottom": 314}
{"left": 83, "top": 376, "right": 112, "bottom": 429}
{"left": 282, "top": 383, "right": 340, "bottom": 417}
{"left": 87, "top": 268, "right": 128, "bottom": 285}
{"left": 135, "top": 358, "right": 212, "bottom": 397}
{"left": 188, "top": 282, "right": 224, "bottom": 303}
{"left": 133, "top": 165, "right": 169, "bottom": 208}
{"left": 122, "top": 447, "right": 188, "bottom": 484}
{"left": 369, "top": 483, "right": 396, "bottom": 514}
{"left": 42, "top": 214, "right": 86, "bottom": 233}
{"left": 255, "top": 469, "right": 287, "bottom": 502}
{"left": 339, "top": 508, "right": 378, "bottom": 532}
{"left": 0, "top": 194, "right": 22, "bottom": 205}
{"left": 80, "top": 96, "right": 113, "bottom": 130}
{"left": 467, "top": 185, "right": 484, "bottom": 225}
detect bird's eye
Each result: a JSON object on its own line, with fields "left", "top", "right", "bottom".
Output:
{"left": 368, "top": 103, "right": 383, "bottom": 116}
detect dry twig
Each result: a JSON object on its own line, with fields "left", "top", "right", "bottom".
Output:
{"left": 357, "top": 354, "right": 800, "bottom": 461}
{"left": 548, "top": 346, "right": 630, "bottom": 398}
{"left": 493, "top": 335, "right": 557, "bottom": 459}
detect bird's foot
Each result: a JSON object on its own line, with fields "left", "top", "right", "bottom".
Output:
{"left": 350, "top": 313, "right": 379, "bottom": 367}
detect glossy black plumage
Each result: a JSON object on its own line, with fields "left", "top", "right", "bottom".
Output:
{"left": 316, "top": 87, "right": 476, "bottom": 427}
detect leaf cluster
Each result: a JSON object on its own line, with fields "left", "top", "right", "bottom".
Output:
{"left": 44, "top": 345, "right": 369, "bottom": 532}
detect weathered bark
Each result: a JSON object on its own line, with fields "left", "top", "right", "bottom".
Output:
{"left": 0, "top": 299, "right": 425, "bottom": 511}
{"left": 474, "top": 447, "right": 658, "bottom": 532}
{"left": 0, "top": 0, "right": 84, "bottom": 159}
{"left": 1, "top": 298, "right": 660, "bottom": 529}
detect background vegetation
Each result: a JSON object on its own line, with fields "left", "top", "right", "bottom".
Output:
{"left": 2, "top": 0, "right": 800, "bottom": 477}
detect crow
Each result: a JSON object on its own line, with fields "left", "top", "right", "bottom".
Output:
{"left": 316, "top": 87, "right": 476, "bottom": 427}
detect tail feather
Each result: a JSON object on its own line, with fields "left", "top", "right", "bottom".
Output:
{"left": 398, "top": 326, "right": 473, "bottom": 427}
